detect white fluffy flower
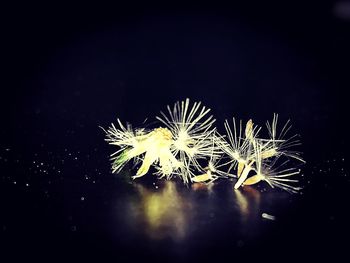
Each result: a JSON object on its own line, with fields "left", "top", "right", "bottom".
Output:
{"left": 156, "top": 98, "right": 221, "bottom": 183}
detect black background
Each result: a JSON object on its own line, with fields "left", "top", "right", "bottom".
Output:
{"left": 1, "top": 1, "right": 349, "bottom": 262}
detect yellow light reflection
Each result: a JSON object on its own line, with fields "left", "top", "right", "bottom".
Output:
{"left": 134, "top": 181, "right": 190, "bottom": 240}
{"left": 233, "top": 186, "right": 261, "bottom": 222}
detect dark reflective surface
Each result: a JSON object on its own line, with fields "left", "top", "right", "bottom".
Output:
{"left": 1, "top": 134, "right": 348, "bottom": 262}
{"left": 2, "top": 2, "right": 350, "bottom": 262}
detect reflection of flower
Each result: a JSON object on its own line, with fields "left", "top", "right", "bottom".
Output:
{"left": 233, "top": 186, "right": 261, "bottom": 224}
{"left": 133, "top": 181, "right": 190, "bottom": 240}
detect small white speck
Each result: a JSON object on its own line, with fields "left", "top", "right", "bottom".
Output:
{"left": 155, "top": 186, "right": 159, "bottom": 189}
{"left": 13, "top": 181, "right": 16, "bottom": 184}
{"left": 80, "top": 197, "right": 85, "bottom": 201}
{"left": 5, "top": 148, "right": 10, "bottom": 151}
{"left": 262, "top": 213, "right": 276, "bottom": 220}
{"left": 26, "top": 183, "right": 29, "bottom": 187}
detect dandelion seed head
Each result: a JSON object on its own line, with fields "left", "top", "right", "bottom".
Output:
{"left": 102, "top": 101, "right": 304, "bottom": 189}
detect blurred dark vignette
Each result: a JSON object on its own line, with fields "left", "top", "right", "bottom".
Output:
{"left": 1, "top": 1, "right": 349, "bottom": 262}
